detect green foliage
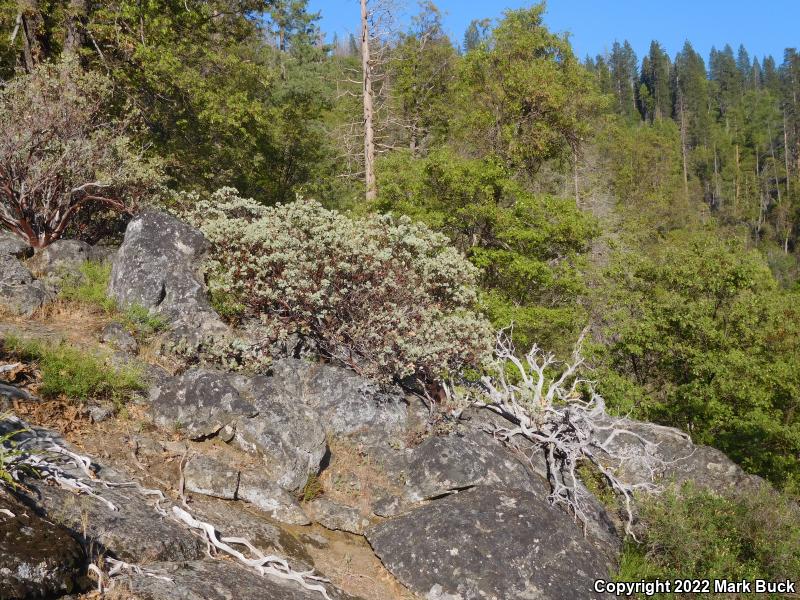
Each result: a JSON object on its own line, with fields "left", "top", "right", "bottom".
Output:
{"left": 58, "top": 261, "right": 167, "bottom": 336}
{"left": 300, "top": 472, "right": 323, "bottom": 503}
{"left": 0, "top": 60, "right": 162, "bottom": 247}
{"left": 376, "top": 148, "right": 597, "bottom": 352}
{"left": 2, "top": 336, "right": 144, "bottom": 404}
{"left": 617, "top": 484, "right": 800, "bottom": 598}
{"left": 59, "top": 261, "right": 117, "bottom": 312}
{"left": 595, "top": 230, "right": 800, "bottom": 490}
{"left": 0, "top": 422, "right": 28, "bottom": 489}
{"left": 184, "top": 188, "right": 493, "bottom": 383}
{"left": 453, "top": 4, "right": 605, "bottom": 175}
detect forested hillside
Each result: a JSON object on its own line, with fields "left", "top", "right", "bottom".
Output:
{"left": 1, "top": 0, "right": 799, "bottom": 593}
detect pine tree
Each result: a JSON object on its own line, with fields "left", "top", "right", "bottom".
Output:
{"left": 610, "top": 40, "right": 638, "bottom": 118}
{"left": 639, "top": 41, "right": 672, "bottom": 121}
{"left": 463, "top": 18, "right": 490, "bottom": 53}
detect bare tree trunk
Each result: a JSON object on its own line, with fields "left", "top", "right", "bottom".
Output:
{"left": 768, "top": 122, "right": 782, "bottom": 205}
{"left": 19, "top": 1, "right": 42, "bottom": 72}
{"left": 63, "top": 0, "right": 88, "bottom": 57}
{"left": 784, "top": 109, "right": 791, "bottom": 196}
{"left": 361, "top": 0, "right": 377, "bottom": 202}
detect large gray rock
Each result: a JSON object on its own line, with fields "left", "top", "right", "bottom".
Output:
{"left": 0, "top": 491, "right": 85, "bottom": 599}
{"left": 306, "top": 498, "right": 370, "bottom": 535}
{"left": 269, "top": 359, "right": 409, "bottom": 445}
{"left": 0, "top": 231, "right": 32, "bottom": 259}
{"left": 115, "top": 558, "right": 359, "bottom": 600}
{"left": 367, "top": 486, "right": 612, "bottom": 600}
{"left": 592, "top": 416, "right": 764, "bottom": 494}
{"left": 150, "top": 369, "right": 257, "bottom": 439}
{"left": 232, "top": 374, "right": 330, "bottom": 492}
{"left": 108, "top": 211, "right": 227, "bottom": 340}
{"left": 27, "top": 239, "right": 91, "bottom": 276}
{"left": 1, "top": 418, "right": 205, "bottom": 564}
{"left": 0, "top": 255, "right": 47, "bottom": 315}
{"left": 403, "top": 431, "right": 538, "bottom": 502}
{"left": 237, "top": 470, "right": 310, "bottom": 525}
{"left": 151, "top": 369, "right": 328, "bottom": 494}
{"left": 182, "top": 453, "right": 310, "bottom": 525}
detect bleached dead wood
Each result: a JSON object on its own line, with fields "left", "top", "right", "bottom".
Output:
{"left": 445, "top": 330, "right": 684, "bottom": 539}
{"left": 1, "top": 417, "right": 333, "bottom": 598}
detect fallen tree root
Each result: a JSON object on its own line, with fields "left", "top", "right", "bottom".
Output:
{"left": 0, "top": 416, "right": 333, "bottom": 599}
{"left": 445, "top": 330, "right": 688, "bottom": 539}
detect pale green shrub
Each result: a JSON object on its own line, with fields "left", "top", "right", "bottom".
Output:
{"left": 184, "top": 188, "right": 493, "bottom": 382}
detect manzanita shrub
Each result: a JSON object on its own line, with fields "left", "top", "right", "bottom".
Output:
{"left": 184, "top": 188, "right": 493, "bottom": 383}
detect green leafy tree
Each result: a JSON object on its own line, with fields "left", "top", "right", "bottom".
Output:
{"left": 376, "top": 147, "right": 597, "bottom": 351}
{"left": 453, "top": 4, "right": 603, "bottom": 176}
{"left": 595, "top": 230, "right": 800, "bottom": 489}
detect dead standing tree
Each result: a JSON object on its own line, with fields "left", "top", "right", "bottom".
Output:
{"left": 334, "top": 0, "right": 397, "bottom": 200}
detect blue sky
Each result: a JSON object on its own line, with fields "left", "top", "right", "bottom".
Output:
{"left": 308, "top": 0, "right": 799, "bottom": 64}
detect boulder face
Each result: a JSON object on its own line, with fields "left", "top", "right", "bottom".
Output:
{"left": 151, "top": 368, "right": 328, "bottom": 494}
{"left": 108, "top": 211, "right": 227, "bottom": 340}
{"left": 592, "top": 416, "right": 765, "bottom": 494}
{"left": 0, "top": 254, "right": 47, "bottom": 316}
{"left": 366, "top": 486, "right": 612, "bottom": 600}
{"left": 26, "top": 239, "right": 92, "bottom": 276}
{"left": 0, "top": 492, "right": 85, "bottom": 599}
{"left": 0, "top": 230, "right": 32, "bottom": 259}
{"left": 270, "top": 359, "right": 409, "bottom": 445}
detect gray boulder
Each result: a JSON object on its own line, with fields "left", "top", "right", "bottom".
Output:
{"left": 150, "top": 369, "right": 257, "bottom": 439}
{"left": 592, "top": 416, "right": 764, "bottom": 494}
{"left": 237, "top": 471, "right": 310, "bottom": 525}
{"left": 108, "top": 211, "right": 227, "bottom": 341}
{"left": 1, "top": 418, "right": 205, "bottom": 564}
{"left": 182, "top": 453, "right": 310, "bottom": 525}
{"left": 0, "top": 491, "right": 85, "bottom": 599}
{"left": 232, "top": 374, "right": 329, "bottom": 492}
{"left": 183, "top": 454, "right": 239, "bottom": 500}
{"left": 115, "top": 558, "right": 359, "bottom": 600}
{"left": 0, "top": 255, "right": 47, "bottom": 316}
{"left": 270, "top": 359, "right": 409, "bottom": 445}
{"left": 100, "top": 322, "right": 139, "bottom": 355}
{"left": 367, "top": 486, "right": 612, "bottom": 600}
{"left": 0, "top": 231, "right": 32, "bottom": 259}
{"left": 403, "top": 431, "right": 538, "bottom": 502}
{"left": 151, "top": 369, "right": 328, "bottom": 494}
{"left": 27, "top": 239, "right": 91, "bottom": 276}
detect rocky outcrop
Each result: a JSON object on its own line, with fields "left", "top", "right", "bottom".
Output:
{"left": 99, "top": 322, "right": 139, "bottom": 355}
{"left": 151, "top": 369, "right": 327, "bottom": 493}
{"left": 108, "top": 211, "right": 227, "bottom": 343}
{"left": 182, "top": 453, "right": 310, "bottom": 525}
{"left": 114, "top": 558, "right": 360, "bottom": 600}
{"left": 0, "top": 252, "right": 47, "bottom": 316}
{"left": 367, "top": 486, "right": 612, "bottom": 600}
{"left": 0, "top": 491, "right": 85, "bottom": 599}
{"left": 592, "top": 416, "right": 765, "bottom": 494}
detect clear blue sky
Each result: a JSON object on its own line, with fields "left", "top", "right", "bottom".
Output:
{"left": 308, "top": 0, "right": 799, "bottom": 64}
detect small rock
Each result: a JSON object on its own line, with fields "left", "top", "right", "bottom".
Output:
{"left": 100, "top": 322, "right": 139, "bottom": 354}
{"left": 238, "top": 471, "right": 310, "bottom": 525}
{"left": 306, "top": 498, "right": 370, "bottom": 535}
{"left": 0, "top": 255, "right": 47, "bottom": 316}
{"left": 88, "top": 403, "right": 116, "bottom": 424}
{"left": 183, "top": 454, "right": 239, "bottom": 500}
